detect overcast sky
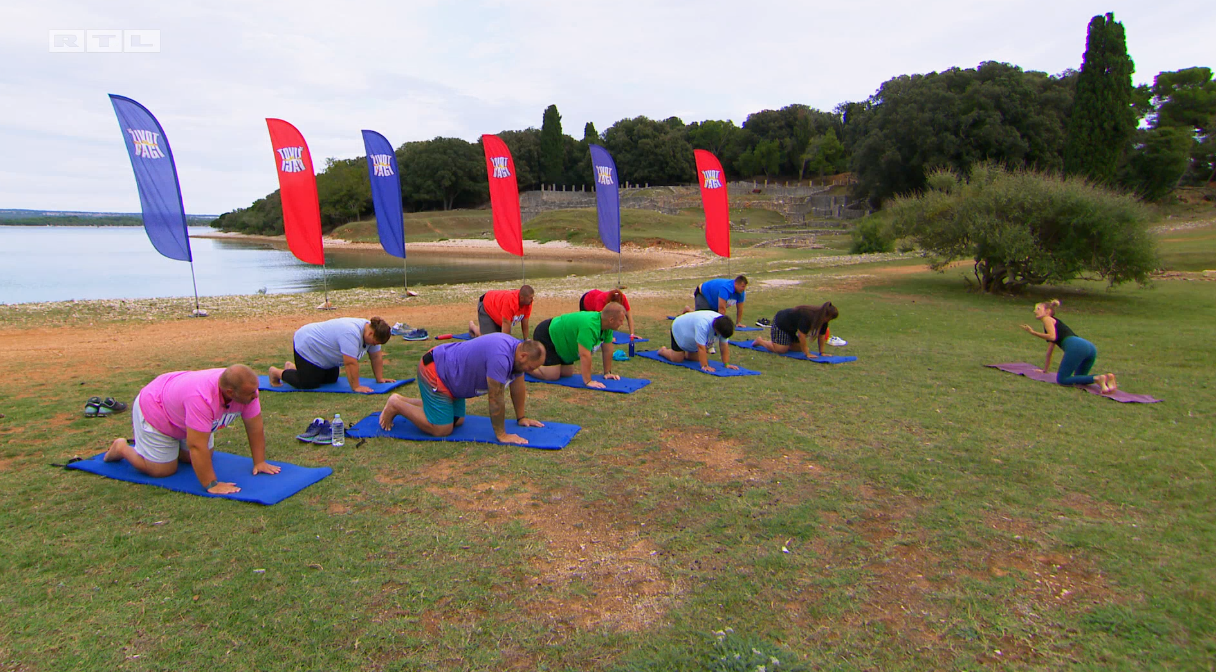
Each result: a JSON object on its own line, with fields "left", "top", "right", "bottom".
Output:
{"left": 1, "top": 0, "right": 1211, "bottom": 215}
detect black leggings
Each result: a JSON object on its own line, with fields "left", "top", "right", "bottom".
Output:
{"left": 281, "top": 350, "right": 340, "bottom": 389}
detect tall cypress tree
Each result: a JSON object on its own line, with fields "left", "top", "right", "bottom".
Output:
{"left": 583, "top": 122, "right": 598, "bottom": 145}
{"left": 540, "top": 104, "right": 564, "bottom": 185}
{"left": 1063, "top": 13, "right": 1137, "bottom": 182}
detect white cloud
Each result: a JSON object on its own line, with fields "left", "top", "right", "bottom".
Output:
{"left": 0, "top": 0, "right": 1211, "bottom": 213}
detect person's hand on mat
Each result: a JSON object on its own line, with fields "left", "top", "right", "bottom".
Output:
{"left": 586, "top": 380, "right": 607, "bottom": 389}
{"left": 252, "top": 461, "right": 281, "bottom": 476}
{"left": 700, "top": 364, "right": 715, "bottom": 373}
{"left": 208, "top": 481, "right": 240, "bottom": 495}
{"left": 353, "top": 384, "right": 375, "bottom": 393}
{"left": 497, "top": 432, "right": 529, "bottom": 445}
{"left": 604, "top": 372, "right": 621, "bottom": 381}
{"left": 376, "top": 378, "right": 396, "bottom": 384}
{"left": 517, "top": 417, "right": 545, "bottom": 428}
{"left": 725, "top": 364, "right": 740, "bottom": 370}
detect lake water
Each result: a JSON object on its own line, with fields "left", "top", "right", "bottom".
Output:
{"left": 0, "top": 226, "right": 613, "bottom": 305}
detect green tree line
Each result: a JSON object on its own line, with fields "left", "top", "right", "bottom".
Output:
{"left": 213, "top": 13, "right": 1213, "bottom": 235}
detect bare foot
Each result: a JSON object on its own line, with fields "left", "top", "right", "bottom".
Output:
{"left": 104, "top": 438, "right": 127, "bottom": 462}
{"left": 1106, "top": 373, "right": 1117, "bottom": 393}
{"left": 379, "top": 402, "right": 399, "bottom": 431}
{"left": 468, "top": 320, "right": 480, "bottom": 337}
{"left": 268, "top": 367, "right": 283, "bottom": 386}
{"left": 680, "top": 305, "right": 693, "bottom": 315}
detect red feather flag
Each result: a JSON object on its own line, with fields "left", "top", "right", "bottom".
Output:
{"left": 266, "top": 118, "right": 324, "bottom": 265}
{"left": 481, "top": 134, "right": 523, "bottom": 257}
{"left": 694, "top": 149, "right": 730, "bottom": 258}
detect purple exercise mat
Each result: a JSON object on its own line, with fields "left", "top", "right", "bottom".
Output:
{"left": 986, "top": 363, "right": 1161, "bottom": 404}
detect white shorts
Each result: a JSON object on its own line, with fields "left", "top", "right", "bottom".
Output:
{"left": 131, "top": 395, "right": 213, "bottom": 464}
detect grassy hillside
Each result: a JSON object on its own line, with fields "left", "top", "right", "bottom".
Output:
{"left": 331, "top": 207, "right": 796, "bottom": 249}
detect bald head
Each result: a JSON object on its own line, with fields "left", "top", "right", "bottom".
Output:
{"left": 219, "top": 364, "right": 259, "bottom": 405}
{"left": 600, "top": 302, "right": 626, "bottom": 330}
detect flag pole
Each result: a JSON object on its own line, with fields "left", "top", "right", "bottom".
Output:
{"left": 188, "top": 259, "right": 205, "bottom": 317}
{"left": 402, "top": 220, "right": 409, "bottom": 297}
{"left": 321, "top": 261, "right": 332, "bottom": 309}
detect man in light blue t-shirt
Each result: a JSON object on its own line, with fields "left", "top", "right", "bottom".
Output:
{"left": 268, "top": 317, "right": 393, "bottom": 392}
{"left": 658, "top": 310, "right": 739, "bottom": 372}
{"left": 692, "top": 275, "right": 748, "bottom": 325}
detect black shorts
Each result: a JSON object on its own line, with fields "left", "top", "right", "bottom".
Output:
{"left": 669, "top": 328, "right": 685, "bottom": 353}
{"left": 693, "top": 287, "right": 713, "bottom": 312}
{"left": 532, "top": 319, "right": 568, "bottom": 366}
{"left": 281, "top": 349, "right": 340, "bottom": 389}
{"left": 578, "top": 292, "right": 589, "bottom": 312}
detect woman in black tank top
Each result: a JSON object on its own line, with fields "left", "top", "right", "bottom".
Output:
{"left": 1019, "top": 299, "right": 1117, "bottom": 394}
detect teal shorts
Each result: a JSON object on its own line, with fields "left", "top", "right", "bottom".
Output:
{"left": 419, "top": 365, "right": 466, "bottom": 426}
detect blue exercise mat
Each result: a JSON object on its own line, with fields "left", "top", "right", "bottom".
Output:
{"left": 443, "top": 333, "right": 474, "bottom": 340}
{"left": 634, "top": 350, "right": 761, "bottom": 377}
{"left": 612, "top": 331, "right": 649, "bottom": 344}
{"left": 664, "top": 316, "right": 760, "bottom": 331}
{"left": 258, "top": 375, "right": 414, "bottom": 394}
{"left": 728, "top": 340, "right": 858, "bottom": 364}
{"left": 347, "top": 412, "right": 579, "bottom": 450}
{"left": 66, "top": 451, "right": 332, "bottom": 505}
{"left": 524, "top": 373, "right": 650, "bottom": 394}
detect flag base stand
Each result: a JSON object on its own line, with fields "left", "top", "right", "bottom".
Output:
{"left": 190, "top": 309, "right": 209, "bottom": 318}
{"left": 316, "top": 301, "right": 335, "bottom": 311}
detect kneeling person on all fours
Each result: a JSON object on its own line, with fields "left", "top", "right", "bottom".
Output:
{"left": 470, "top": 285, "right": 534, "bottom": 338}
{"left": 1020, "top": 298, "right": 1117, "bottom": 394}
{"left": 752, "top": 302, "right": 839, "bottom": 358}
{"left": 658, "top": 310, "right": 739, "bottom": 372}
{"left": 378, "top": 333, "right": 547, "bottom": 445}
{"left": 530, "top": 302, "right": 626, "bottom": 388}
{"left": 690, "top": 275, "right": 748, "bottom": 326}
{"left": 104, "top": 364, "right": 280, "bottom": 495}
{"left": 269, "top": 316, "right": 394, "bottom": 393}
{"left": 578, "top": 288, "right": 636, "bottom": 339}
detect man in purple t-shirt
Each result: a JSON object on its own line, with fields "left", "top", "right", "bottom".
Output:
{"left": 103, "top": 364, "right": 280, "bottom": 495}
{"left": 378, "top": 333, "right": 548, "bottom": 445}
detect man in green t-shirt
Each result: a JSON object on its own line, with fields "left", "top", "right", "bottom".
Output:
{"left": 532, "top": 303, "right": 626, "bottom": 388}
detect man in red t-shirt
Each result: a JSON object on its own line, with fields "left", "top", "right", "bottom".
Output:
{"left": 470, "top": 285, "right": 534, "bottom": 339}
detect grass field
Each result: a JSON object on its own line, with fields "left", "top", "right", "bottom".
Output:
{"left": 1, "top": 220, "right": 1213, "bottom": 670}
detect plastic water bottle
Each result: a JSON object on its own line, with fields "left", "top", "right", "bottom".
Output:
{"left": 628, "top": 338, "right": 636, "bottom": 357}
{"left": 332, "top": 413, "right": 345, "bottom": 447}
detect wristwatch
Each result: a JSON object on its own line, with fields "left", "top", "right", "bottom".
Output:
{"left": 206, "top": 480, "right": 218, "bottom": 488}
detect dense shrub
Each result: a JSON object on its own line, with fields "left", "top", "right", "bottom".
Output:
{"left": 849, "top": 216, "right": 896, "bottom": 254}
{"left": 889, "top": 163, "right": 1158, "bottom": 293}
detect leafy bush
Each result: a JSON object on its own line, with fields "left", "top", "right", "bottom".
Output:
{"left": 849, "top": 216, "right": 896, "bottom": 254}
{"left": 889, "top": 162, "right": 1158, "bottom": 292}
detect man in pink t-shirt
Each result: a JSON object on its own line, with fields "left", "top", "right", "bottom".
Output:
{"left": 103, "top": 364, "right": 280, "bottom": 495}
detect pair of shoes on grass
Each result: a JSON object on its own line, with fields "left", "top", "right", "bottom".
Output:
{"left": 390, "top": 322, "right": 411, "bottom": 336}
{"left": 827, "top": 336, "right": 848, "bottom": 347}
{"left": 296, "top": 417, "right": 336, "bottom": 444}
{"left": 755, "top": 317, "right": 772, "bottom": 327}
{"left": 84, "top": 396, "right": 127, "bottom": 418}
{"left": 400, "top": 328, "right": 429, "bottom": 341}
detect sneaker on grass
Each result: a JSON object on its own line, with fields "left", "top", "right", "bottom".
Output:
{"left": 755, "top": 317, "right": 771, "bottom": 327}
{"left": 402, "top": 328, "right": 429, "bottom": 341}
{"left": 308, "top": 421, "right": 334, "bottom": 445}
{"left": 827, "top": 335, "right": 848, "bottom": 347}
{"left": 296, "top": 418, "right": 327, "bottom": 442}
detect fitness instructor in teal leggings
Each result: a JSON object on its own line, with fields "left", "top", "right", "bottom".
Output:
{"left": 1020, "top": 299, "right": 1118, "bottom": 394}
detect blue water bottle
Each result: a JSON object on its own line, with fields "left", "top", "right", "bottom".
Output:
{"left": 628, "top": 337, "right": 636, "bottom": 357}
{"left": 332, "top": 413, "right": 345, "bottom": 447}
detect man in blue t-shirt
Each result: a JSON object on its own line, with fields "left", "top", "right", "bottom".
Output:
{"left": 658, "top": 310, "right": 740, "bottom": 372}
{"left": 377, "top": 333, "right": 548, "bottom": 445}
{"left": 692, "top": 275, "right": 748, "bottom": 325}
